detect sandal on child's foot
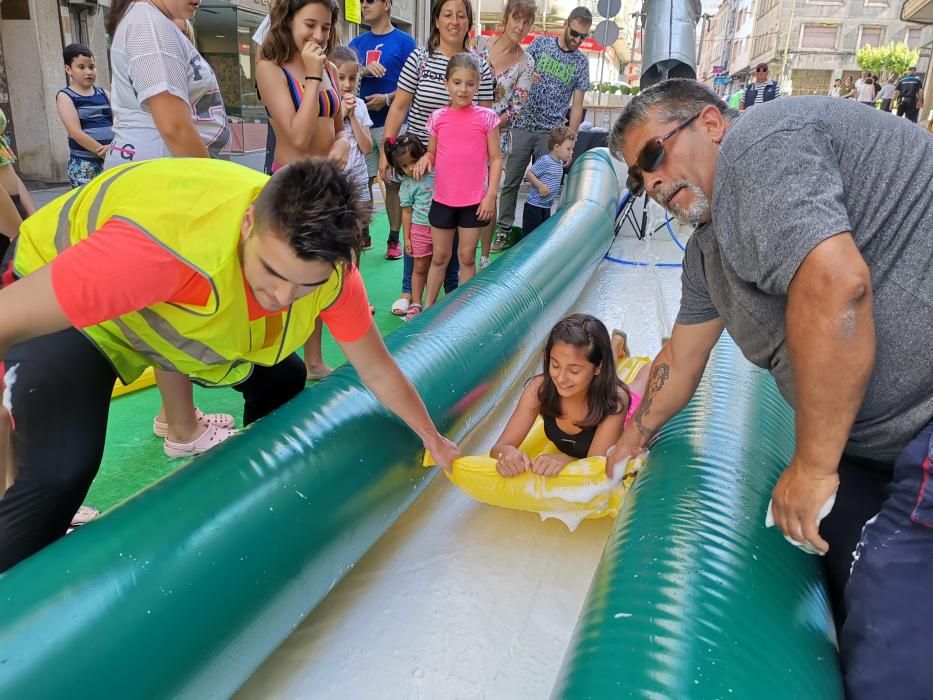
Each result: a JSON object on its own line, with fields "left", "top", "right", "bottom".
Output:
{"left": 164, "top": 424, "right": 237, "bottom": 459}
{"left": 153, "top": 408, "right": 235, "bottom": 438}
{"left": 404, "top": 303, "right": 422, "bottom": 322}
{"left": 391, "top": 297, "right": 410, "bottom": 316}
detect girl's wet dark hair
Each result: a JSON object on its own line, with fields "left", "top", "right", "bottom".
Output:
{"left": 384, "top": 133, "right": 426, "bottom": 172}
{"left": 537, "top": 314, "right": 629, "bottom": 429}
{"left": 446, "top": 52, "right": 481, "bottom": 81}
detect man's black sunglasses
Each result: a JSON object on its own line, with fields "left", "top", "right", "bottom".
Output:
{"left": 625, "top": 113, "right": 700, "bottom": 196}
{"left": 568, "top": 28, "right": 590, "bottom": 40}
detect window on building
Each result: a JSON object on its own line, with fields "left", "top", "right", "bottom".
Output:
{"left": 800, "top": 24, "right": 838, "bottom": 50}
{"left": 757, "top": 0, "right": 779, "bottom": 18}
{"left": 906, "top": 27, "right": 922, "bottom": 49}
{"left": 68, "top": 6, "right": 90, "bottom": 46}
{"left": 858, "top": 26, "right": 883, "bottom": 48}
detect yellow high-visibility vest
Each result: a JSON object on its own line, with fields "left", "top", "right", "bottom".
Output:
{"left": 15, "top": 159, "right": 343, "bottom": 386}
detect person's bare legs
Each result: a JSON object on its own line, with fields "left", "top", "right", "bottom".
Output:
{"left": 423, "top": 227, "right": 455, "bottom": 309}
{"left": 304, "top": 318, "right": 332, "bottom": 381}
{"left": 154, "top": 370, "right": 204, "bottom": 443}
{"left": 457, "top": 226, "right": 481, "bottom": 284}
{"left": 411, "top": 255, "right": 431, "bottom": 308}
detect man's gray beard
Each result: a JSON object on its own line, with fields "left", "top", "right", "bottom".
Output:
{"left": 657, "top": 180, "right": 711, "bottom": 226}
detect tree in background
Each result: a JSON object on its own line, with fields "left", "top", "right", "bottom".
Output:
{"left": 856, "top": 42, "right": 921, "bottom": 84}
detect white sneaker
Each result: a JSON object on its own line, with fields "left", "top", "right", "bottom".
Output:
{"left": 480, "top": 256, "right": 490, "bottom": 270}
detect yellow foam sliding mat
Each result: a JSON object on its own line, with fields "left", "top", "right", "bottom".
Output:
{"left": 111, "top": 367, "right": 156, "bottom": 399}
{"left": 425, "top": 356, "right": 650, "bottom": 530}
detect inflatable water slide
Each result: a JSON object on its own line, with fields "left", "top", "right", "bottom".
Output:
{"left": 0, "top": 150, "right": 843, "bottom": 698}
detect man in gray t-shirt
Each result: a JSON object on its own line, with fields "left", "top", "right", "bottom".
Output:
{"left": 606, "top": 79, "right": 933, "bottom": 699}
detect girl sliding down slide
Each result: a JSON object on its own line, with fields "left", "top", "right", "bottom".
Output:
{"left": 490, "top": 314, "right": 649, "bottom": 478}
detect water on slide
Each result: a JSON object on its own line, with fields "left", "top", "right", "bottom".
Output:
{"left": 236, "top": 203, "right": 689, "bottom": 700}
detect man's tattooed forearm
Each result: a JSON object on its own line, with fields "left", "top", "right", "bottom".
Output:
{"left": 632, "top": 363, "right": 671, "bottom": 438}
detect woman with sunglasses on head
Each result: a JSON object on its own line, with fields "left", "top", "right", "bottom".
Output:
{"left": 256, "top": 0, "right": 350, "bottom": 382}
{"left": 377, "top": 0, "right": 495, "bottom": 317}
{"left": 469, "top": 0, "right": 537, "bottom": 269}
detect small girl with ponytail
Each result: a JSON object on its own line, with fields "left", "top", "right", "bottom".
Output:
{"left": 386, "top": 134, "right": 434, "bottom": 321}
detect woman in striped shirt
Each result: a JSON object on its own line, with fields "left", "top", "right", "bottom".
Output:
{"left": 378, "top": 0, "right": 495, "bottom": 314}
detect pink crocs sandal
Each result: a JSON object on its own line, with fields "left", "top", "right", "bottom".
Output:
{"left": 163, "top": 423, "right": 237, "bottom": 459}
{"left": 153, "top": 408, "right": 235, "bottom": 438}
{"left": 403, "top": 303, "right": 422, "bottom": 322}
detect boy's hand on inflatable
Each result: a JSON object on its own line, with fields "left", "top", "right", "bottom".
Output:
{"left": 531, "top": 453, "right": 573, "bottom": 477}
{"left": 496, "top": 446, "right": 530, "bottom": 477}
{"left": 427, "top": 434, "right": 461, "bottom": 473}
{"left": 770, "top": 457, "right": 839, "bottom": 555}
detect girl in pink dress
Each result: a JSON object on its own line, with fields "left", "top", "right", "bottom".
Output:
{"left": 413, "top": 53, "right": 503, "bottom": 308}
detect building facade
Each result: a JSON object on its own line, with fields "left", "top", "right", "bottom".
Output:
{"left": 699, "top": 0, "right": 932, "bottom": 117}
{"left": 750, "top": 0, "right": 932, "bottom": 97}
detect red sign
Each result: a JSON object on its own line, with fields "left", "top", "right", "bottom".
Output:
{"left": 479, "top": 29, "right": 606, "bottom": 53}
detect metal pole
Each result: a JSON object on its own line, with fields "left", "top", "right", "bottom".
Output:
{"left": 780, "top": 0, "right": 798, "bottom": 92}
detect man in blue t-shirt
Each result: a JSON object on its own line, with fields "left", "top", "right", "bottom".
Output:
{"left": 349, "top": 0, "right": 416, "bottom": 259}
{"left": 493, "top": 6, "right": 591, "bottom": 251}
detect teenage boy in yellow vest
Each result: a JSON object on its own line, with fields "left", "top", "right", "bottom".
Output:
{"left": 0, "top": 157, "right": 459, "bottom": 572}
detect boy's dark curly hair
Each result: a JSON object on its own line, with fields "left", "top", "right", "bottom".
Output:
{"left": 254, "top": 158, "right": 365, "bottom": 265}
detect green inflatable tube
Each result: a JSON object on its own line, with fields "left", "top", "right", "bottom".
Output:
{"left": 551, "top": 339, "right": 844, "bottom": 698}
{"left": 0, "top": 150, "right": 620, "bottom": 699}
